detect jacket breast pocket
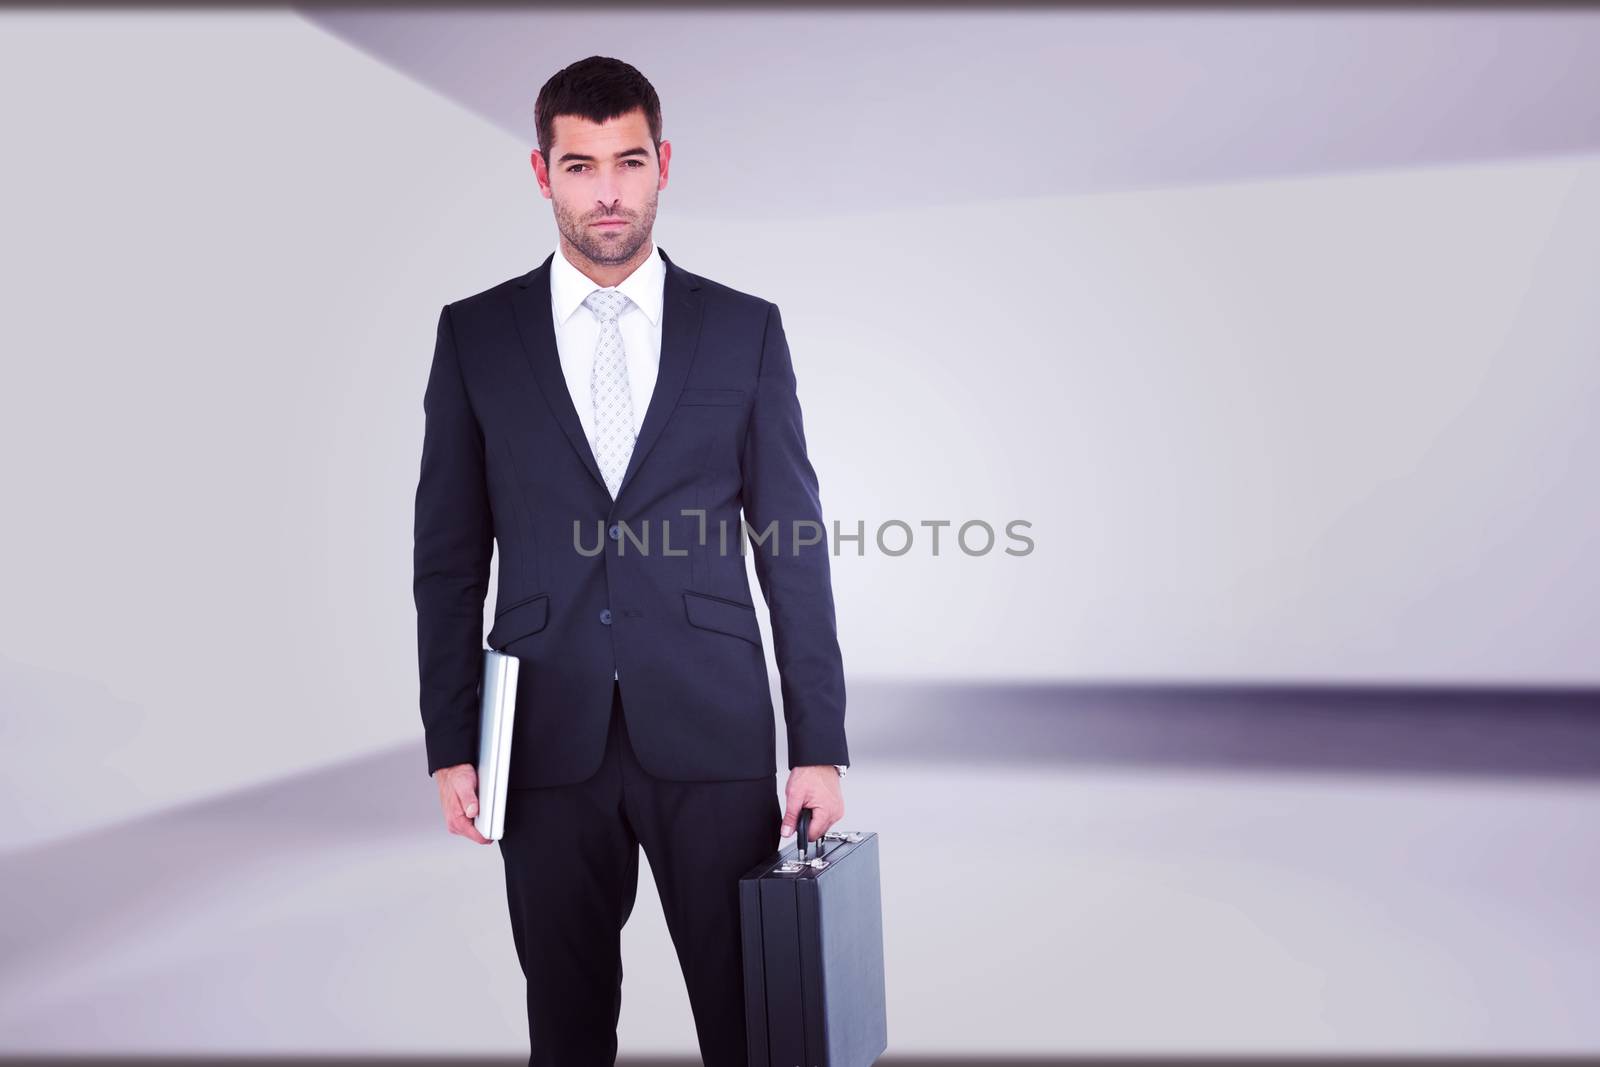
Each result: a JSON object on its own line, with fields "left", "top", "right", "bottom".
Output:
{"left": 678, "top": 387, "right": 747, "bottom": 407}
{"left": 682, "top": 589, "right": 761, "bottom": 646}
{"left": 487, "top": 592, "right": 550, "bottom": 651}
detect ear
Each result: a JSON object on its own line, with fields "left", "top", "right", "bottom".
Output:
{"left": 531, "top": 148, "right": 553, "bottom": 198}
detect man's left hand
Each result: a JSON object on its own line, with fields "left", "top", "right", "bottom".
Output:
{"left": 780, "top": 764, "right": 845, "bottom": 843}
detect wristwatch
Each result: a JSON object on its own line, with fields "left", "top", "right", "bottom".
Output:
{"left": 834, "top": 764, "right": 849, "bottom": 778}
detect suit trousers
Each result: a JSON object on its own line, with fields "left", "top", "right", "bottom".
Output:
{"left": 498, "top": 679, "right": 782, "bottom": 1066}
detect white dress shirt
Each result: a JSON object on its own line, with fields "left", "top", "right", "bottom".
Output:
{"left": 547, "top": 243, "right": 848, "bottom": 778}
{"left": 549, "top": 240, "right": 666, "bottom": 446}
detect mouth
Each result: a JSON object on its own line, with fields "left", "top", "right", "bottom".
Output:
{"left": 592, "top": 220, "right": 628, "bottom": 228}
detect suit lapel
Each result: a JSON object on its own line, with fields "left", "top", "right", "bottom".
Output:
{"left": 614, "top": 246, "right": 705, "bottom": 504}
{"left": 508, "top": 252, "right": 605, "bottom": 493}
{"left": 506, "top": 245, "right": 706, "bottom": 509}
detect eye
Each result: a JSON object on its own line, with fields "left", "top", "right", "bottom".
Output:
{"left": 566, "top": 164, "right": 587, "bottom": 174}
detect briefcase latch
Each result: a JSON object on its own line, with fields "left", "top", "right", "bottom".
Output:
{"left": 773, "top": 828, "right": 865, "bottom": 872}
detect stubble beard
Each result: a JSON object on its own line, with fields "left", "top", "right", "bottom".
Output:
{"left": 556, "top": 191, "right": 658, "bottom": 269}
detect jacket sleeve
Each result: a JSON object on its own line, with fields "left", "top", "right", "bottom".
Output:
{"left": 412, "top": 303, "right": 493, "bottom": 778}
{"left": 739, "top": 302, "right": 850, "bottom": 770}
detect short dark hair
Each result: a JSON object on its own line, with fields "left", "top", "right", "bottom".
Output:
{"left": 535, "top": 56, "right": 662, "bottom": 169}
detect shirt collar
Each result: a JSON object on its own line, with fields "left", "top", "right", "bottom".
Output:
{"left": 550, "top": 240, "right": 665, "bottom": 327}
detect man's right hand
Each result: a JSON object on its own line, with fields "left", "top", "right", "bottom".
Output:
{"left": 434, "top": 763, "right": 492, "bottom": 844}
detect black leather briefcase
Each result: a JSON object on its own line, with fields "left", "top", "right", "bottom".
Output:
{"left": 738, "top": 806, "right": 888, "bottom": 1067}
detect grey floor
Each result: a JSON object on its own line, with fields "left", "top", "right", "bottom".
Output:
{"left": 3, "top": 681, "right": 1599, "bottom": 1059}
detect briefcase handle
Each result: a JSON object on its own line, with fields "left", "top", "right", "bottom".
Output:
{"left": 797, "top": 806, "right": 819, "bottom": 862}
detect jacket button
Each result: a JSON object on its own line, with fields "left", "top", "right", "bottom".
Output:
{"left": 608, "top": 523, "right": 621, "bottom": 541}
{"left": 599, "top": 608, "right": 613, "bottom": 625}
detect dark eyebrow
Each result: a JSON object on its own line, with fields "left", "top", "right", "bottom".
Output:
{"left": 555, "top": 146, "right": 652, "bottom": 165}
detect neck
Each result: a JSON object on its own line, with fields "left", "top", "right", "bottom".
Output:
{"left": 560, "top": 236, "right": 654, "bottom": 288}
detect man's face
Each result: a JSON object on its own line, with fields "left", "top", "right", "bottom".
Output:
{"left": 535, "top": 108, "right": 670, "bottom": 268}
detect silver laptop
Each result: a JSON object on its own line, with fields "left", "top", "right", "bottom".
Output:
{"left": 474, "top": 648, "right": 520, "bottom": 841}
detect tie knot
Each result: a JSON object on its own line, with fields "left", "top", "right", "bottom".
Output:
{"left": 583, "top": 288, "right": 631, "bottom": 324}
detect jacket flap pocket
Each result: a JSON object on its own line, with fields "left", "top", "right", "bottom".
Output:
{"left": 678, "top": 387, "right": 746, "bottom": 406}
{"left": 682, "top": 590, "right": 761, "bottom": 645}
{"left": 487, "top": 592, "right": 549, "bottom": 650}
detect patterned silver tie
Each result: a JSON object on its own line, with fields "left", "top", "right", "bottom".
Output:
{"left": 585, "top": 288, "right": 636, "bottom": 499}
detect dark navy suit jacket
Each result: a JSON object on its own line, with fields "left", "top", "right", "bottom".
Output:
{"left": 413, "top": 247, "right": 849, "bottom": 787}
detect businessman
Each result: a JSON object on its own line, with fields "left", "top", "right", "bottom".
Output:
{"left": 412, "top": 56, "right": 849, "bottom": 1066}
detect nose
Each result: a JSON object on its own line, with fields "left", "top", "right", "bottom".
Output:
{"left": 595, "top": 175, "right": 625, "bottom": 210}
